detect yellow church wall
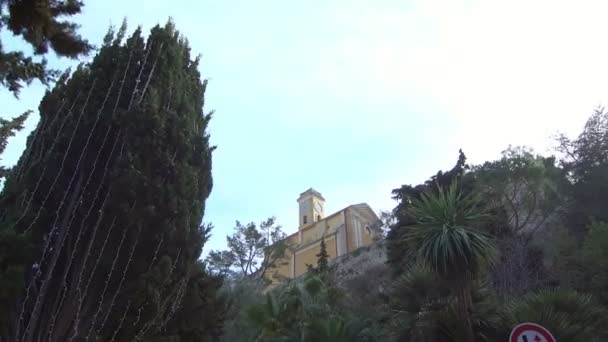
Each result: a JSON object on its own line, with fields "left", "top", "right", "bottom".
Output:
{"left": 344, "top": 208, "right": 380, "bottom": 252}
{"left": 300, "top": 217, "right": 344, "bottom": 249}
{"left": 300, "top": 225, "right": 315, "bottom": 245}
{"left": 325, "top": 214, "right": 344, "bottom": 234}
{"left": 285, "top": 233, "right": 299, "bottom": 246}
{"left": 325, "top": 234, "right": 337, "bottom": 258}
{"left": 275, "top": 252, "right": 293, "bottom": 278}
{"left": 294, "top": 244, "right": 319, "bottom": 276}
{"left": 265, "top": 233, "right": 299, "bottom": 284}
{"left": 300, "top": 222, "right": 325, "bottom": 245}
{"left": 293, "top": 235, "right": 336, "bottom": 276}
{"left": 361, "top": 224, "right": 375, "bottom": 245}
{"left": 345, "top": 211, "right": 359, "bottom": 252}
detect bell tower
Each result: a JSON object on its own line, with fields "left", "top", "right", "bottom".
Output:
{"left": 297, "top": 188, "right": 325, "bottom": 228}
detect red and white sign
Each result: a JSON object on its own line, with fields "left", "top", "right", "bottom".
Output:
{"left": 510, "top": 322, "right": 556, "bottom": 342}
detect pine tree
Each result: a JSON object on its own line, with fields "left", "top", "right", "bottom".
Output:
{"left": 0, "top": 0, "right": 92, "bottom": 96}
{"left": 0, "top": 111, "right": 30, "bottom": 178}
{"left": 316, "top": 237, "right": 329, "bottom": 273}
{"left": 0, "top": 20, "right": 217, "bottom": 341}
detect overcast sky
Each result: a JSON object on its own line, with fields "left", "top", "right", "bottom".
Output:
{"left": 2, "top": 0, "right": 606, "bottom": 255}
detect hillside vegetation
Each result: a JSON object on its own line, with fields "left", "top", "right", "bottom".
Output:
{"left": 217, "top": 109, "right": 608, "bottom": 342}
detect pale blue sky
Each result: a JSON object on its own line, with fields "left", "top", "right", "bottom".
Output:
{"left": 2, "top": 0, "right": 607, "bottom": 255}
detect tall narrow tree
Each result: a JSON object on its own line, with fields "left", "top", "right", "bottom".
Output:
{"left": 0, "top": 20, "right": 216, "bottom": 341}
{"left": 316, "top": 237, "right": 329, "bottom": 273}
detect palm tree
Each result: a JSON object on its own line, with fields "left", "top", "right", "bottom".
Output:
{"left": 502, "top": 289, "right": 608, "bottom": 342}
{"left": 404, "top": 181, "right": 496, "bottom": 342}
{"left": 389, "top": 262, "right": 501, "bottom": 342}
{"left": 245, "top": 275, "right": 367, "bottom": 342}
{"left": 389, "top": 262, "right": 453, "bottom": 342}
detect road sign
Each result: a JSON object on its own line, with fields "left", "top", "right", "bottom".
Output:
{"left": 510, "top": 322, "right": 556, "bottom": 342}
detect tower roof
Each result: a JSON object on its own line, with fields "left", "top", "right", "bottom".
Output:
{"left": 297, "top": 188, "right": 325, "bottom": 202}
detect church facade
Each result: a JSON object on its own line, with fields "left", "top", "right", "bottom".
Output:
{"left": 265, "top": 188, "right": 383, "bottom": 287}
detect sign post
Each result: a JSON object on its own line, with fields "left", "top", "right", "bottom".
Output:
{"left": 509, "top": 322, "right": 556, "bottom": 342}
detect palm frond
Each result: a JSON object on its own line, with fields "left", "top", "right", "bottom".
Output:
{"left": 405, "top": 182, "right": 496, "bottom": 284}
{"left": 504, "top": 289, "right": 608, "bottom": 341}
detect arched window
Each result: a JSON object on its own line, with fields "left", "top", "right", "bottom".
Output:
{"left": 303, "top": 215, "right": 307, "bottom": 224}
{"left": 317, "top": 215, "right": 321, "bottom": 222}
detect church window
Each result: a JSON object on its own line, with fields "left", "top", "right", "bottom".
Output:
{"left": 303, "top": 215, "right": 307, "bottom": 224}
{"left": 317, "top": 215, "right": 321, "bottom": 222}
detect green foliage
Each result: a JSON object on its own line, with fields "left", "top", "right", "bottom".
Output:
{"left": 388, "top": 262, "right": 452, "bottom": 341}
{"left": 206, "top": 217, "right": 288, "bottom": 279}
{"left": 216, "top": 106, "right": 608, "bottom": 342}
{"left": 401, "top": 181, "right": 495, "bottom": 341}
{"left": 220, "top": 277, "right": 267, "bottom": 342}
{"left": 551, "top": 225, "right": 583, "bottom": 287}
{"left": 316, "top": 238, "right": 329, "bottom": 273}
{"left": 0, "top": 0, "right": 92, "bottom": 96}
{"left": 405, "top": 182, "right": 495, "bottom": 285}
{"left": 500, "top": 289, "right": 608, "bottom": 341}
{"left": 150, "top": 262, "right": 227, "bottom": 342}
{"left": 578, "top": 222, "right": 608, "bottom": 304}
{"left": 387, "top": 150, "right": 475, "bottom": 275}
{"left": 557, "top": 108, "right": 608, "bottom": 236}
{"left": 206, "top": 250, "right": 237, "bottom": 277}
{"left": 303, "top": 315, "right": 367, "bottom": 342}
{"left": 377, "top": 106, "right": 608, "bottom": 341}
{"left": 378, "top": 210, "right": 396, "bottom": 236}
{"left": 218, "top": 107, "right": 608, "bottom": 342}
{"left": 306, "top": 237, "right": 329, "bottom": 275}
{"left": 554, "top": 222, "right": 608, "bottom": 306}
{"left": 0, "top": 20, "right": 218, "bottom": 341}
{"left": 386, "top": 262, "right": 501, "bottom": 342}
{"left": 0, "top": 110, "right": 29, "bottom": 178}
{"left": 0, "top": 221, "right": 32, "bottom": 332}
{"left": 473, "top": 146, "right": 565, "bottom": 239}
{"left": 391, "top": 150, "right": 471, "bottom": 224}
{"left": 240, "top": 274, "right": 367, "bottom": 342}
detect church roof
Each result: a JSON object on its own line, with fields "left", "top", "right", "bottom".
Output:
{"left": 283, "top": 202, "right": 382, "bottom": 243}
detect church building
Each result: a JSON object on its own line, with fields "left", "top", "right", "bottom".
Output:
{"left": 265, "top": 188, "right": 383, "bottom": 286}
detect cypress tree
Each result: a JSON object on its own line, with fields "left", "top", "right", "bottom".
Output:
{"left": 0, "top": 20, "right": 216, "bottom": 341}
{"left": 316, "top": 238, "right": 329, "bottom": 273}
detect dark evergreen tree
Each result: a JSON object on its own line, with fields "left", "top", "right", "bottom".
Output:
{"left": 390, "top": 149, "right": 470, "bottom": 222}
{"left": 0, "top": 111, "right": 29, "bottom": 178}
{"left": 386, "top": 150, "right": 474, "bottom": 275}
{"left": 151, "top": 261, "right": 227, "bottom": 342}
{"left": 557, "top": 107, "right": 608, "bottom": 238}
{"left": 0, "top": 112, "right": 32, "bottom": 335}
{"left": 0, "top": 20, "right": 218, "bottom": 341}
{"left": 316, "top": 237, "right": 329, "bottom": 273}
{"left": 0, "top": 0, "right": 92, "bottom": 96}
